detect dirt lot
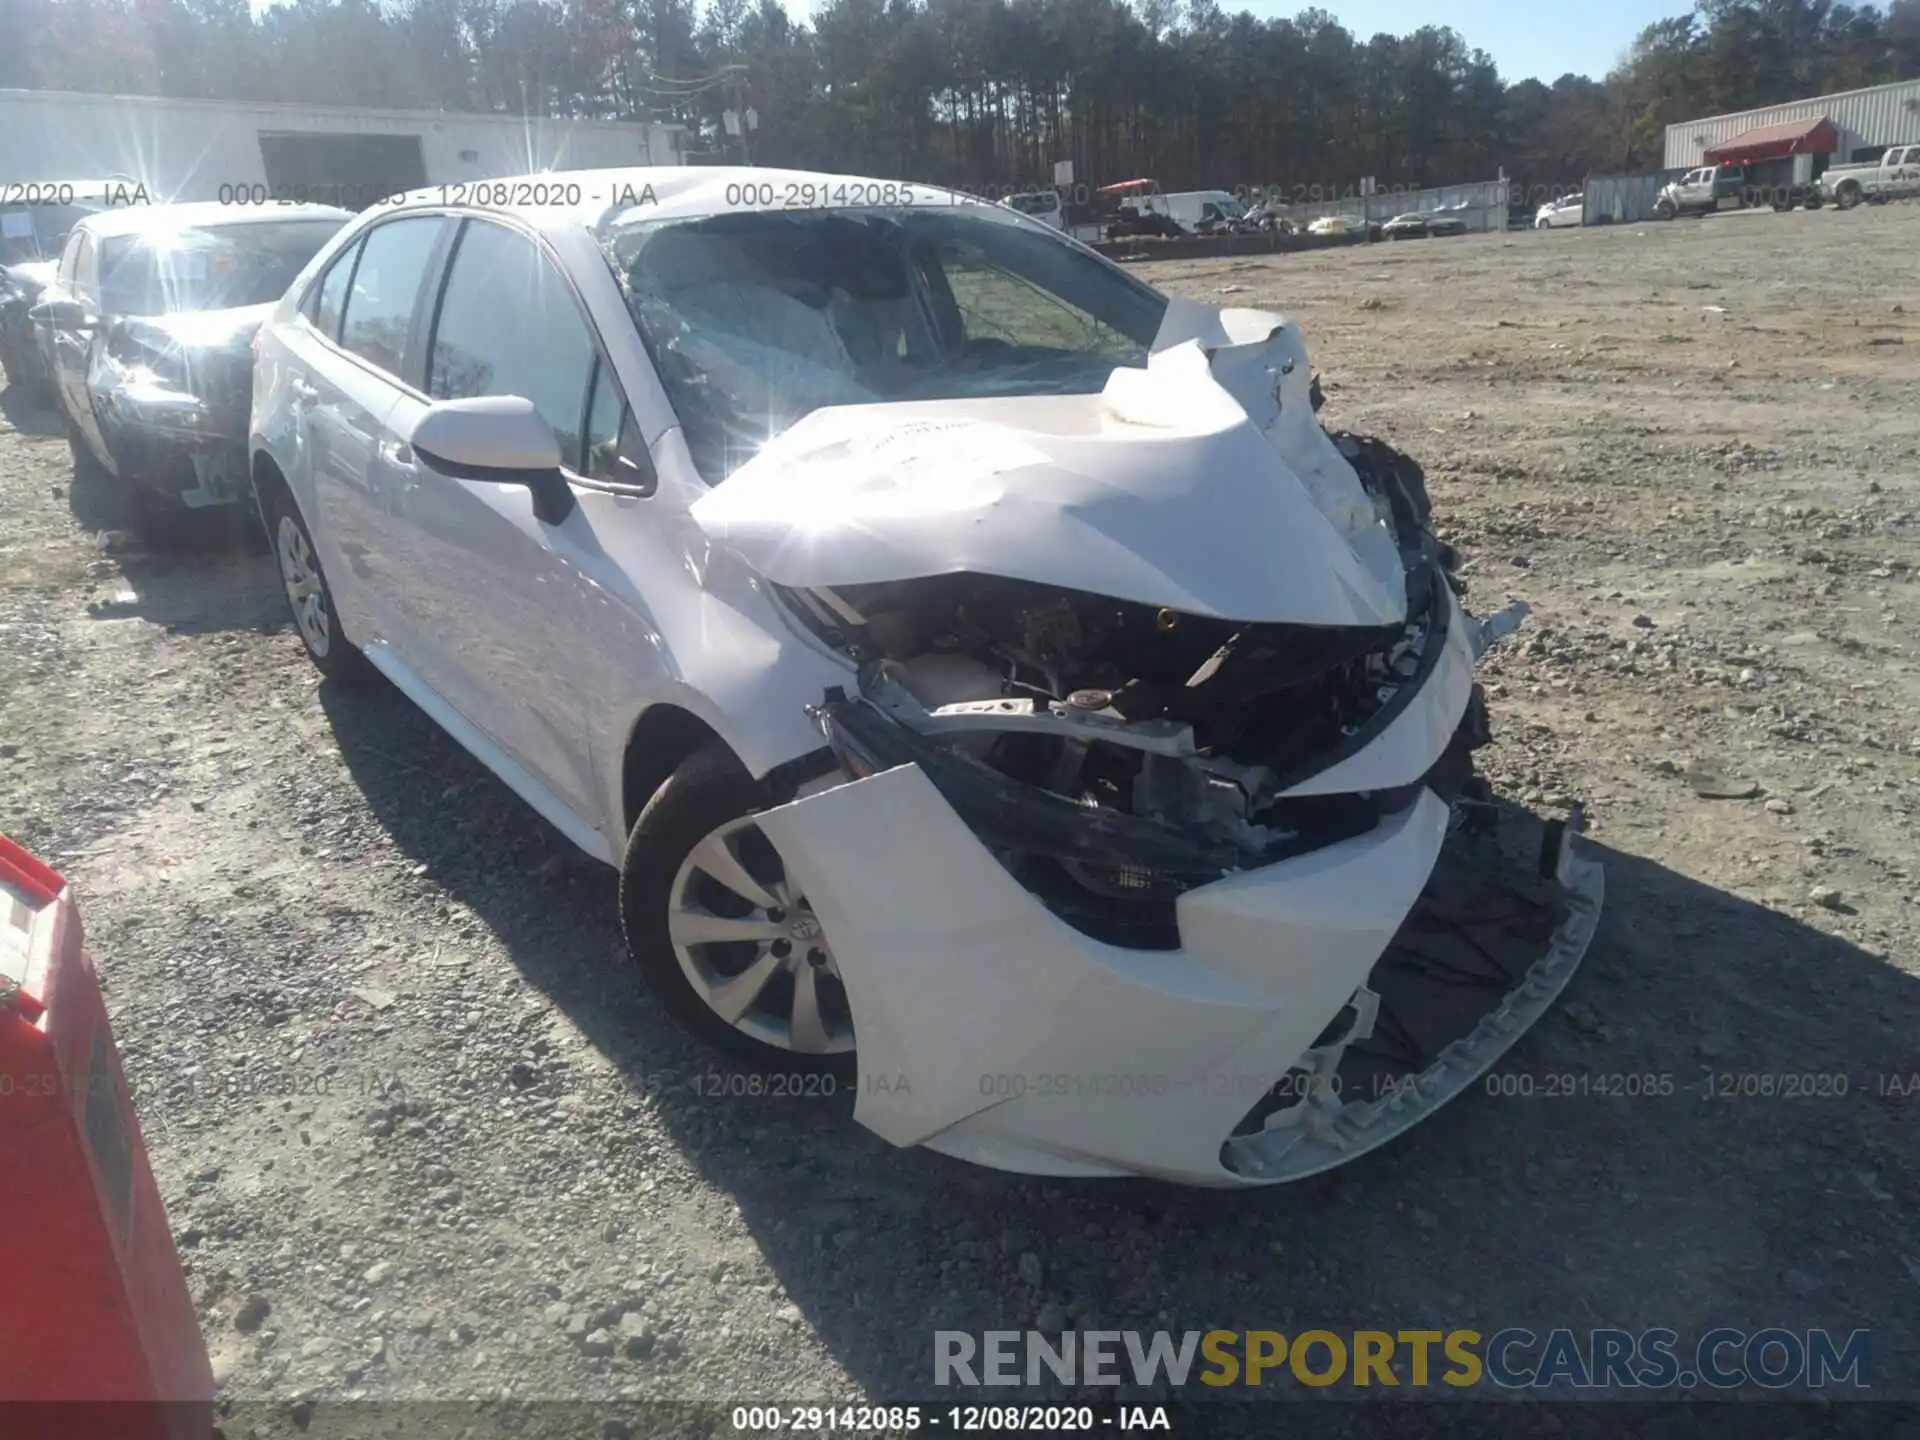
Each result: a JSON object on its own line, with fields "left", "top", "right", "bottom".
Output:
{"left": 2, "top": 204, "right": 1917, "bottom": 1430}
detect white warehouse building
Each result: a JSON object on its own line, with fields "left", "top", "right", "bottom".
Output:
{"left": 0, "top": 88, "right": 685, "bottom": 207}
{"left": 1664, "top": 78, "right": 1920, "bottom": 171}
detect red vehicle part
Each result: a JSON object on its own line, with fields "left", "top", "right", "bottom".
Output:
{"left": 0, "top": 835, "right": 213, "bottom": 1437}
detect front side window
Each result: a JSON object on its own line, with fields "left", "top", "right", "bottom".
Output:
{"left": 606, "top": 205, "right": 1168, "bottom": 483}
{"left": 583, "top": 353, "right": 652, "bottom": 487}
{"left": 338, "top": 216, "right": 444, "bottom": 378}
{"left": 96, "top": 219, "right": 347, "bottom": 317}
{"left": 427, "top": 220, "right": 598, "bottom": 472}
{"left": 57, "top": 228, "right": 87, "bottom": 286}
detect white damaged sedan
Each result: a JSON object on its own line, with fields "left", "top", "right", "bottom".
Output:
{"left": 250, "top": 167, "right": 1603, "bottom": 1187}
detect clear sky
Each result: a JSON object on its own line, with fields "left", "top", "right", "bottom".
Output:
{"left": 1244, "top": 0, "right": 1696, "bottom": 82}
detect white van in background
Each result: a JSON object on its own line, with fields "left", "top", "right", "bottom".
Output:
{"left": 1137, "top": 189, "right": 1244, "bottom": 231}
{"left": 1001, "top": 190, "right": 1066, "bottom": 230}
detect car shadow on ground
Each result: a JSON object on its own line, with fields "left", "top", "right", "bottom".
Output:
{"left": 317, "top": 676, "right": 1918, "bottom": 1416}
{"left": 44, "top": 422, "right": 282, "bottom": 634}
{"left": 0, "top": 378, "right": 63, "bottom": 438}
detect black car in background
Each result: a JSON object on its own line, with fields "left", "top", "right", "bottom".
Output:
{"left": 32, "top": 201, "right": 349, "bottom": 530}
{"left": 1380, "top": 210, "right": 1471, "bottom": 240}
{"left": 0, "top": 178, "right": 154, "bottom": 397}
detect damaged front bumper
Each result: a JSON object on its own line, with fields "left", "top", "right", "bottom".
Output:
{"left": 755, "top": 590, "right": 1601, "bottom": 1185}
{"left": 100, "top": 396, "right": 251, "bottom": 509}
{"left": 757, "top": 757, "right": 1600, "bottom": 1185}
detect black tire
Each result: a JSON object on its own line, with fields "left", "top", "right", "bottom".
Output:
{"left": 67, "top": 418, "right": 111, "bottom": 484}
{"left": 259, "top": 480, "right": 366, "bottom": 681}
{"left": 620, "top": 744, "right": 857, "bottom": 1078}
{"left": 1835, "top": 181, "right": 1861, "bottom": 210}
{"left": 1653, "top": 200, "right": 1675, "bottom": 221}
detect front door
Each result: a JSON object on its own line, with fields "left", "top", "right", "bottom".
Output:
{"left": 48, "top": 230, "right": 113, "bottom": 467}
{"left": 380, "top": 216, "right": 614, "bottom": 819}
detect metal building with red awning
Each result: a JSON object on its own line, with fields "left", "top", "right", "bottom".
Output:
{"left": 1703, "top": 116, "right": 1841, "bottom": 166}
{"left": 1665, "top": 79, "right": 1920, "bottom": 169}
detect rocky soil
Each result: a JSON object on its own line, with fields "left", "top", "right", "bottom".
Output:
{"left": 2, "top": 202, "right": 1916, "bottom": 1436}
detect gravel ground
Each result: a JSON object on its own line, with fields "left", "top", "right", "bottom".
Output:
{"left": 2, "top": 203, "right": 1917, "bottom": 1434}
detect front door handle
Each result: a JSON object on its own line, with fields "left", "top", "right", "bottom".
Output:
{"left": 379, "top": 440, "right": 414, "bottom": 468}
{"left": 288, "top": 376, "right": 319, "bottom": 405}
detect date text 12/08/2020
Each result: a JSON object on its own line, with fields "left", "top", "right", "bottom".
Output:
{"left": 729, "top": 1405, "right": 1172, "bottom": 1433}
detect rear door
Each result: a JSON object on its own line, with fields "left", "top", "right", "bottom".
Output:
{"left": 279, "top": 214, "right": 449, "bottom": 645}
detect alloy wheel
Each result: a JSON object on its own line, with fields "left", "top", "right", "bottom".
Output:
{"left": 667, "top": 815, "right": 855, "bottom": 1056}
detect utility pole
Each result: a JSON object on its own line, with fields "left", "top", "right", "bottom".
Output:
{"left": 735, "top": 73, "right": 752, "bottom": 166}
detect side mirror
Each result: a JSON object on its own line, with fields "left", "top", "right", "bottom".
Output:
{"left": 30, "top": 298, "right": 96, "bottom": 330}
{"left": 408, "top": 395, "right": 575, "bottom": 525}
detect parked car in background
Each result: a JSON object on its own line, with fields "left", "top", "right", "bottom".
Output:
{"left": 0, "top": 176, "right": 156, "bottom": 397}
{"left": 1306, "top": 214, "right": 1358, "bottom": 236}
{"left": 248, "top": 165, "right": 1597, "bottom": 1188}
{"left": 1000, "top": 190, "right": 1066, "bottom": 231}
{"left": 34, "top": 200, "right": 350, "bottom": 528}
{"left": 1820, "top": 145, "right": 1920, "bottom": 208}
{"left": 1535, "top": 193, "right": 1584, "bottom": 228}
{"left": 1382, "top": 211, "right": 1469, "bottom": 240}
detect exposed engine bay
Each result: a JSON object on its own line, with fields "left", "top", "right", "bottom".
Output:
{"left": 776, "top": 432, "right": 1493, "bottom": 947}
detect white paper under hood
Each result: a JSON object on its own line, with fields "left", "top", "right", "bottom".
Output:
{"left": 690, "top": 303, "right": 1408, "bottom": 627}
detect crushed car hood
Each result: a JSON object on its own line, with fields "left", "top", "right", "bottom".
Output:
{"left": 131, "top": 302, "right": 276, "bottom": 351}
{"left": 690, "top": 303, "right": 1409, "bottom": 628}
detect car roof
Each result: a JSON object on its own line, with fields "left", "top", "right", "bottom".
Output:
{"left": 75, "top": 201, "right": 352, "bottom": 241}
{"left": 379, "top": 166, "right": 986, "bottom": 236}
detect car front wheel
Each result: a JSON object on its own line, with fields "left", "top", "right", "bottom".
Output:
{"left": 621, "top": 744, "right": 856, "bottom": 1076}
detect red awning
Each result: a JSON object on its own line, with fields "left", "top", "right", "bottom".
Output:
{"left": 1703, "top": 116, "right": 1839, "bottom": 165}
{"left": 1096, "top": 178, "right": 1158, "bottom": 196}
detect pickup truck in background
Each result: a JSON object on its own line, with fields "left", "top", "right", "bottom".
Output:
{"left": 1653, "top": 162, "right": 1822, "bottom": 218}
{"left": 1819, "top": 145, "right": 1920, "bottom": 208}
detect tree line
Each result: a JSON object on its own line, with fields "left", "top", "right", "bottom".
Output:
{"left": 2, "top": 0, "right": 1917, "bottom": 198}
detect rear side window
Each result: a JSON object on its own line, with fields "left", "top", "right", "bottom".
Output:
{"left": 338, "top": 217, "right": 443, "bottom": 379}
{"left": 427, "top": 219, "right": 598, "bottom": 472}
{"left": 306, "top": 241, "right": 360, "bottom": 341}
